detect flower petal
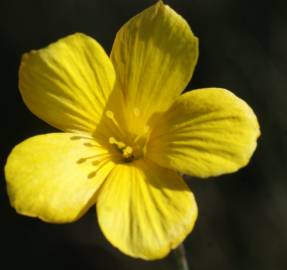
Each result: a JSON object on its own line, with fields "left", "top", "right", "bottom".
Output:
{"left": 97, "top": 160, "right": 197, "bottom": 260}
{"left": 110, "top": 1, "right": 198, "bottom": 132}
{"left": 19, "top": 33, "right": 116, "bottom": 134}
{"left": 147, "top": 88, "right": 260, "bottom": 178}
{"left": 5, "top": 133, "right": 114, "bottom": 223}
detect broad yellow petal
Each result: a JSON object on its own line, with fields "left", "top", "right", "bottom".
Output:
{"left": 19, "top": 33, "right": 115, "bottom": 134}
{"left": 110, "top": 1, "right": 198, "bottom": 134}
{"left": 5, "top": 133, "right": 114, "bottom": 223}
{"left": 97, "top": 160, "right": 197, "bottom": 260}
{"left": 147, "top": 88, "right": 260, "bottom": 178}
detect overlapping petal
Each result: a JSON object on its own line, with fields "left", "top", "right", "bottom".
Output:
{"left": 110, "top": 1, "right": 198, "bottom": 135}
{"left": 5, "top": 133, "right": 115, "bottom": 223}
{"left": 147, "top": 88, "right": 260, "bottom": 178}
{"left": 97, "top": 160, "right": 197, "bottom": 259}
{"left": 19, "top": 33, "right": 116, "bottom": 134}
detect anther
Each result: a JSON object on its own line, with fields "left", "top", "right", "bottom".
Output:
{"left": 105, "top": 110, "right": 114, "bottom": 119}
{"left": 122, "top": 146, "right": 133, "bottom": 159}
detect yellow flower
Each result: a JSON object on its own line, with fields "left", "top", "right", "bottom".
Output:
{"left": 5, "top": 1, "right": 260, "bottom": 260}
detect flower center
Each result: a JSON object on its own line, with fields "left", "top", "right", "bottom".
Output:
{"left": 108, "top": 137, "right": 134, "bottom": 162}
{"left": 105, "top": 110, "right": 145, "bottom": 163}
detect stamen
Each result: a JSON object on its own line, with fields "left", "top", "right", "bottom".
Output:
{"left": 105, "top": 110, "right": 125, "bottom": 136}
{"left": 109, "top": 137, "right": 126, "bottom": 149}
{"left": 105, "top": 109, "right": 146, "bottom": 163}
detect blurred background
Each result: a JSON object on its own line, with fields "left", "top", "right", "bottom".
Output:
{"left": 0, "top": 0, "right": 286, "bottom": 269}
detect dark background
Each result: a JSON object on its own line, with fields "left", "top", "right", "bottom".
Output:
{"left": 1, "top": 0, "right": 286, "bottom": 269}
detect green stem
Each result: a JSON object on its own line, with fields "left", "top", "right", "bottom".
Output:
{"left": 174, "top": 243, "right": 190, "bottom": 270}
